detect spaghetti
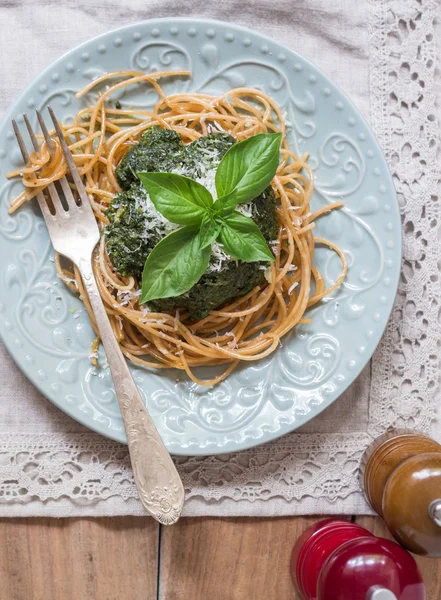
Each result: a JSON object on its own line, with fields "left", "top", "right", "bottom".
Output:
{"left": 8, "top": 70, "right": 347, "bottom": 385}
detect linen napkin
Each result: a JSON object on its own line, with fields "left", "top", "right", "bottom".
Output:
{"left": 0, "top": 0, "right": 439, "bottom": 516}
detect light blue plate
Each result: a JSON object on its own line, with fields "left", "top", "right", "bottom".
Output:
{"left": 0, "top": 18, "right": 401, "bottom": 455}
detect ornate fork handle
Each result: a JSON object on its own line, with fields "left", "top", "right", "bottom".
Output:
{"left": 78, "top": 257, "right": 185, "bottom": 525}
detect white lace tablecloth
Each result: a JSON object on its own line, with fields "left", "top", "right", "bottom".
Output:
{"left": 0, "top": 0, "right": 440, "bottom": 517}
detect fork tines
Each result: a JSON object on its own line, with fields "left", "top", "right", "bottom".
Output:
{"left": 12, "top": 116, "right": 55, "bottom": 220}
{"left": 12, "top": 108, "right": 87, "bottom": 216}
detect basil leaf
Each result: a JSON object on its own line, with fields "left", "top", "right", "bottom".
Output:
{"left": 212, "top": 193, "right": 237, "bottom": 217}
{"left": 138, "top": 172, "right": 213, "bottom": 226}
{"left": 219, "top": 211, "right": 275, "bottom": 263}
{"left": 215, "top": 132, "right": 282, "bottom": 205}
{"left": 199, "top": 214, "right": 222, "bottom": 249}
{"left": 140, "top": 227, "right": 211, "bottom": 303}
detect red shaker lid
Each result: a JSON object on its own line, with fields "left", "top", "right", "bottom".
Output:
{"left": 291, "top": 519, "right": 373, "bottom": 600}
{"left": 316, "top": 537, "right": 425, "bottom": 600}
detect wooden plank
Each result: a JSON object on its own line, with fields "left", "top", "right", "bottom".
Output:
{"left": 1, "top": 515, "right": 438, "bottom": 600}
{"left": 356, "top": 516, "right": 441, "bottom": 599}
{"left": 0, "top": 517, "right": 159, "bottom": 600}
{"left": 159, "top": 516, "right": 336, "bottom": 600}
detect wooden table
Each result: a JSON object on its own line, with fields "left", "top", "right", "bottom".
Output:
{"left": 0, "top": 516, "right": 439, "bottom": 599}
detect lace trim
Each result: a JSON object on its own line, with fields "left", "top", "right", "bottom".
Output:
{"left": 0, "top": 432, "right": 371, "bottom": 509}
{"left": 368, "top": 0, "right": 441, "bottom": 438}
{"left": 0, "top": 0, "right": 439, "bottom": 515}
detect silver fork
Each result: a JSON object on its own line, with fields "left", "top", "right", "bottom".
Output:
{"left": 12, "top": 109, "right": 184, "bottom": 525}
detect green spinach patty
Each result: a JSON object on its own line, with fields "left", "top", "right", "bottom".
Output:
{"left": 105, "top": 127, "right": 278, "bottom": 319}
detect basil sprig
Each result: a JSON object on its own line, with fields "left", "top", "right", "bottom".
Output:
{"left": 139, "top": 132, "right": 282, "bottom": 304}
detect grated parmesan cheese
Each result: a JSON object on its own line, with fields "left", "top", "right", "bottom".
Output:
{"left": 281, "top": 110, "right": 292, "bottom": 129}
{"left": 225, "top": 331, "right": 238, "bottom": 348}
{"left": 236, "top": 202, "right": 253, "bottom": 219}
{"left": 208, "top": 242, "right": 230, "bottom": 273}
{"left": 132, "top": 185, "right": 179, "bottom": 242}
{"left": 270, "top": 240, "right": 280, "bottom": 254}
{"left": 193, "top": 168, "right": 217, "bottom": 199}
{"left": 57, "top": 273, "right": 77, "bottom": 287}
{"left": 288, "top": 281, "right": 299, "bottom": 295}
{"left": 116, "top": 288, "right": 142, "bottom": 307}
{"left": 213, "top": 120, "right": 225, "bottom": 132}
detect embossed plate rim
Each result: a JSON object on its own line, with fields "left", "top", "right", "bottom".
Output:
{"left": 0, "top": 17, "right": 402, "bottom": 455}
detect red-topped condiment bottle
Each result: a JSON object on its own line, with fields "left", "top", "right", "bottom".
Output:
{"left": 291, "top": 519, "right": 425, "bottom": 600}
{"left": 361, "top": 430, "right": 441, "bottom": 557}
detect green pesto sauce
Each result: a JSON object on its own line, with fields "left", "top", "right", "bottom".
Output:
{"left": 105, "top": 127, "right": 278, "bottom": 320}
